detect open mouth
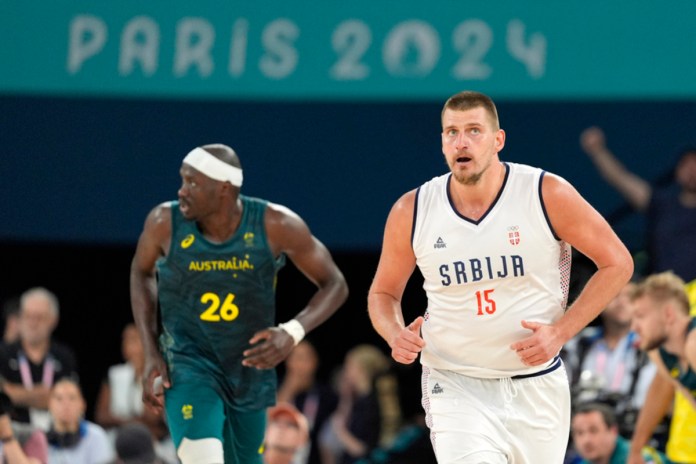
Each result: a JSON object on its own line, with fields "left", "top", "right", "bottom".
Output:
{"left": 456, "top": 156, "right": 472, "bottom": 163}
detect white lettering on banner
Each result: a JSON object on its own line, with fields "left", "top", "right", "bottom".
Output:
{"left": 120, "top": 16, "right": 159, "bottom": 76}
{"left": 506, "top": 20, "right": 546, "bottom": 78}
{"left": 452, "top": 19, "right": 492, "bottom": 80}
{"left": 228, "top": 18, "right": 249, "bottom": 77}
{"left": 65, "top": 14, "right": 546, "bottom": 82}
{"left": 175, "top": 18, "right": 215, "bottom": 77}
{"left": 330, "top": 20, "right": 372, "bottom": 80}
{"left": 383, "top": 20, "right": 440, "bottom": 78}
{"left": 67, "top": 15, "right": 108, "bottom": 73}
{"left": 259, "top": 19, "right": 299, "bottom": 80}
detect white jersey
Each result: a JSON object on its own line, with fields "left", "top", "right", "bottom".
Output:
{"left": 413, "top": 162, "right": 571, "bottom": 378}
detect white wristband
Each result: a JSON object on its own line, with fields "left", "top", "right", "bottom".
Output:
{"left": 278, "top": 319, "right": 305, "bottom": 346}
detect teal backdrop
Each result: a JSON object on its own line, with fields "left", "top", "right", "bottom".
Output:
{"left": 2, "top": 1, "right": 696, "bottom": 100}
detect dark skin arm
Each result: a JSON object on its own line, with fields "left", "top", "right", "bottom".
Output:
{"left": 130, "top": 203, "right": 172, "bottom": 412}
{"left": 242, "top": 203, "right": 348, "bottom": 369}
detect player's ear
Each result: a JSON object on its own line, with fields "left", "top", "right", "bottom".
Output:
{"left": 495, "top": 129, "right": 506, "bottom": 153}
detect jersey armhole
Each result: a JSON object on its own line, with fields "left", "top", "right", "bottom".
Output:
{"left": 411, "top": 187, "right": 421, "bottom": 251}
{"left": 161, "top": 201, "right": 177, "bottom": 264}
{"left": 538, "top": 171, "right": 561, "bottom": 241}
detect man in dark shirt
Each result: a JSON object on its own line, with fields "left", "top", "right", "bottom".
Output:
{"left": 580, "top": 127, "right": 696, "bottom": 282}
{"left": 0, "top": 287, "right": 78, "bottom": 431}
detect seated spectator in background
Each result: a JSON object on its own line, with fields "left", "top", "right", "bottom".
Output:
{"left": 319, "top": 345, "right": 392, "bottom": 464}
{"left": 0, "top": 288, "right": 78, "bottom": 431}
{"left": 579, "top": 127, "right": 696, "bottom": 282}
{"left": 94, "top": 323, "right": 175, "bottom": 464}
{"left": 46, "top": 378, "right": 114, "bottom": 464}
{"left": 570, "top": 402, "right": 668, "bottom": 464}
{"left": 277, "top": 340, "right": 337, "bottom": 464}
{"left": 263, "top": 402, "right": 309, "bottom": 464}
{"left": 354, "top": 364, "right": 436, "bottom": 464}
{"left": 113, "top": 422, "right": 164, "bottom": 464}
{"left": 563, "top": 282, "right": 657, "bottom": 438}
{"left": 0, "top": 392, "right": 48, "bottom": 464}
{"left": 1, "top": 298, "right": 20, "bottom": 345}
{"left": 628, "top": 271, "right": 696, "bottom": 464}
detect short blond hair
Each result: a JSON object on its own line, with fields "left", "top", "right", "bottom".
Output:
{"left": 442, "top": 91, "right": 500, "bottom": 130}
{"left": 632, "top": 271, "right": 690, "bottom": 315}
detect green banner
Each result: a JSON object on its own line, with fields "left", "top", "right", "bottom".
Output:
{"left": 2, "top": 1, "right": 695, "bottom": 100}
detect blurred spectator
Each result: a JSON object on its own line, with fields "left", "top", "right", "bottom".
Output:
{"left": 94, "top": 324, "right": 175, "bottom": 463}
{"left": 1, "top": 298, "right": 20, "bottom": 345}
{"left": 113, "top": 422, "right": 164, "bottom": 464}
{"left": 263, "top": 402, "right": 309, "bottom": 464}
{"left": 0, "top": 288, "right": 78, "bottom": 431}
{"left": 354, "top": 364, "right": 435, "bottom": 464}
{"left": 627, "top": 272, "right": 696, "bottom": 464}
{"left": 46, "top": 378, "right": 114, "bottom": 464}
{"left": 570, "top": 402, "right": 668, "bottom": 464}
{"left": 563, "top": 282, "right": 657, "bottom": 438}
{"left": 318, "top": 344, "right": 392, "bottom": 464}
{"left": 276, "top": 340, "right": 337, "bottom": 464}
{"left": 0, "top": 391, "right": 48, "bottom": 464}
{"left": 579, "top": 127, "right": 696, "bottom": 282}
{"left": 660, "top": 277, "right": 696, "bottom": 464}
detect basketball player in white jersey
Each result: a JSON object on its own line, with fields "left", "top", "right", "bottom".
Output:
{"left": 367, "top": 91, "right": 634, "bottom": 463}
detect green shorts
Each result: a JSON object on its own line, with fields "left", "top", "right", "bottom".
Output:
{"left": 165, "top": 376, "right": 266, "bottom": 464}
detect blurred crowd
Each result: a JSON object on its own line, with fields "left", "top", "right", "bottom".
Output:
{"left": 1, "top": 125, "right": 695, "bottom": 464}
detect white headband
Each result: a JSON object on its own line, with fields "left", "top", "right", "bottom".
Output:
{"left": 182, "top": 147, "right": 243, "bottom": 187}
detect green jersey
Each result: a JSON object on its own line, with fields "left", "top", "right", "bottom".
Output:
{"left": 659, "top": 317, "right": 696, "bottom": 394}
{"left": 156, "top": 195, "right": 285, "bottom": 411}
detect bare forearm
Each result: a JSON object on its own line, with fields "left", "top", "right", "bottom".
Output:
{"left": 130, "top": 265, "right": 161, "bottom": 356}
{"left": 334, "top": 424, "right": 368, "bottom": 457}
{"left": 293, "top": 275, "right": 348, "bottom": 333}
{"left": 367, "top": 292, "right": 406, "bottom": 347}
{"left": 3, "top": 384, "right": 49, "bottom": 409}
{"left": 586, "top": 149, "right": 650, "bottom": 210}
{"left": 630, "top": 374, "right": 674, "bottom": 453}
{"left": 0, "top": 415, "right": 40, "bottom": 464}
{"left": 555, "top": 263, "right": 632, "bottom": 344}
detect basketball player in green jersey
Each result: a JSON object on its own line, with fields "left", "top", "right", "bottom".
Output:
{"left": 130, "top": 144, "right": 348, "bottom": 464}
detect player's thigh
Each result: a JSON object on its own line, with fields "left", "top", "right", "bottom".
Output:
{"left": 222, "top": 407, "right": 266, "bottom": 464}
{"left": 165, "top": 380, "right": 226, "bottom": 446}
{"left": 427, "top": 402, "right": 509, "bottom": 463}
{"left": 423, "top": 369, "right": 510, "bottom": 463}
{"left": 507, "top": 367, "right": 570, "bottom": 463}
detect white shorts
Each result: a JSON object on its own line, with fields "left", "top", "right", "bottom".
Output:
{"left": 422, "top": 360, "right": 570, "bottom": 464}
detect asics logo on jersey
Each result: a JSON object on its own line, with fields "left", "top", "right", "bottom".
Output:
{"left": 181, "top": 234, "right": 195, "bottom": 249}
{"left": 182, "top": 404, "right": 194, "bottom": 420}
{"left": 434, "top": 237, "right": 447, "bottom": 249}
{"left": 432, "top": 383, "right": 444, "bottom": 394}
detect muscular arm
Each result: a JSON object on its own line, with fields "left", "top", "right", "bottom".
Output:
{"left": 628, "top": 351, "right": 675, "bottom": 464}
{"left": 242, "top": 204, "right": 348, "bottom": 369}
{"left": 683, "top": 330, "right": 696, "bottom": 409}
{"left": 579, "top": 126, "right": 652, "bottom": 211}
{"left": 0, "top": 414, "right": 44, "bottom": 464}
{"left": 1, "top": 384, "right": 50, "bottom": 409}
{"left": 267, "top": 204, "right": 348, "bottom": 334}
{"left": 367, "top": 191, "right": 425, "bottom": 364}
{"left": 512, "top": 174, "right": 634, "bottom": 365}
{"left": 129, "top": 203, "right": 171, "bottom": 409}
